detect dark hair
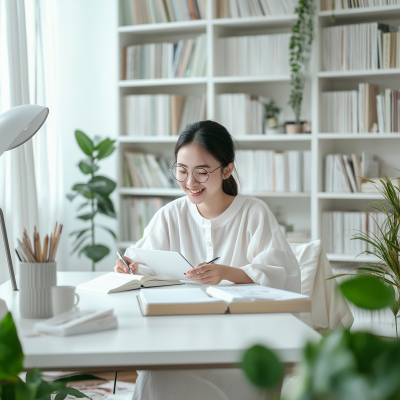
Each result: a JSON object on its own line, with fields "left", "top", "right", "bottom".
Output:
{"left": 174, "top": 120, "right": 238, "bottom": 196}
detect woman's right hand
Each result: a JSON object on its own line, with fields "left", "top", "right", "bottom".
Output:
{"left": 114, "top": 256, "right": 139, "bottom": 274}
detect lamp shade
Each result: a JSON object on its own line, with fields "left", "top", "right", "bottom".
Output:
{"left": 0, "top": 105, "right": 49, "bottom": 157}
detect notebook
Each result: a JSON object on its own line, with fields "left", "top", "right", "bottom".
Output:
{"left": 206, "top": 286, "right": 311, "bottom": 313}
{"left": 138, "top": 288, "right": 228, "bottom": 315}
{"left": 76, "top": 272, "right": 183, "bottom": 294}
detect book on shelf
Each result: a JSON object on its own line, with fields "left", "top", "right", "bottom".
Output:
{"left": 216, "top": 94, "right": 267, "bottom": 136}
{"left": 123, "top": 34, "right": 207, "bottom": 80}
{"left": 124, "top": 94, "right": 206, "bottom": 136}
{"left": 77, "top": 272, "right": 183, "bottom": 294}
{"left": 324, "top": 152, "right": 379, "bottom": 193}
{"left": 119, "top": 0, "right": 207, "bottom": 26}
{"left": 121, "top": 197, "right": 170, "bottom": 242}
{"left": 321, "top": 0, "right": 400, "bottom": 10}
{"left": 217, "top": 0, "right": 297, "bottom": 18}
{"left": 322, "top": 22, "right": 400, "bottom": 72}
{"left": 123, "top": 152, "right": 178, "bottom": 188}
{"left": 322, "top": 211, "right": 387, "bottom": 255}
{"left": 217, "top": 33, "right": 290, "bottom": 76}
{"left": 235, "top": 150, "right": 311, "bottom": 193}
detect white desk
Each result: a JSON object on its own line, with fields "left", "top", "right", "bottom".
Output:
{"left": 0, "top": 272, "right": 321, "bottom": 371}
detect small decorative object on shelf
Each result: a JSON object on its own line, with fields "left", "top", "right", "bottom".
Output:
{"left": 285, "top": 121, "right": 304, "bottom": 134}
{"left": 263, "top": 100, "right": 282, "bottom": 135}
{"left": 288, "top": 0, "right": 315, "bottom": 133}
{"left": 66, "top": 130, "right": 117, "bottom": 271}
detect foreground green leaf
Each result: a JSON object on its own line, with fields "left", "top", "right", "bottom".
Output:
{"left": 82, "top": 245, "right": 110, "bottom": 262}
{"left": 75, "top": 130, "right": 94, "bottom": 156}
{"left": 95, "top": 138, "right": 115, "bottom": 160}
{"left": 54, "top": 387, "right": 90, "bottom": 400}
{"left": 78, "top": 160, "right": 99, "bottom": 175}
{"left": 88, "top": 176, "right": 116, "bottom": 196}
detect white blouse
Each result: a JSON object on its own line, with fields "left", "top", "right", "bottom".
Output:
{"left": 124, "top": 194, "right": 300, "bottom": 292}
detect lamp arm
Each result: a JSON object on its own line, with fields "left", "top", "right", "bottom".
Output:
{"left": 0, "top": 208, "right": 18, "bottom": 291}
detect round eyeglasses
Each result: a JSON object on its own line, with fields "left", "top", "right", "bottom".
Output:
{"left": 170, "top": 164, "right": 223, "bottom": 183}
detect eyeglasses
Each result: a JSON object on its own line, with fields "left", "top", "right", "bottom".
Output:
{"left": 170, "top": 164, "right": 223, "bottom": 183}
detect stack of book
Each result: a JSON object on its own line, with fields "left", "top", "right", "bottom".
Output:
{"left": 217, "top": 33, "right": 290, "bottom": 76}
{"left": 123, "top": 152, "right": 178, "bottom": 188}
{"left": 321, "top": 0, "right": 400, "bottom": 11}
{"left": 124, "top": 94, "right": 206, "bottom": 136}
{"left": 123, "top": 34, "right": 207, "bottom": 79}
{"left": 121, "top": 197, "right": 170, "bottom": 241}
{"left": 216, "top": 94, "right": 267, "bottom": 136}
{"left": 235, "top": 150, "right": 311, "bottom": 193}
{"left": 322, "top": 211, "right": 386, "bottom": 255}
{"left": 376, "top": 89, "right": 400, "bottom": 133}
{"left": 324, "top": 152, "right": 379, "bottom": 193}
{"left": 322, "top": 22, "right": 400, "bottom": 71}
{"left": 217, "top": 0, "right": 297, "bottom": 18}
{"left": 119, "top": 0, "right": 207, "bottom": 25}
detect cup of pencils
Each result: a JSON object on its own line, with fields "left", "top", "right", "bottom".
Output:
{"left": 17, "top": 223, "right": 63, "bottom": 318}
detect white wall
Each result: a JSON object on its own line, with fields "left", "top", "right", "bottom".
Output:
{"left": 57, "top": 0, "right": 118, "bottom": 272}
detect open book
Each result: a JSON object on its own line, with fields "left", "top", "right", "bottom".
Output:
{"left": 76, "top": 272, "right": 183, "bottom": 294}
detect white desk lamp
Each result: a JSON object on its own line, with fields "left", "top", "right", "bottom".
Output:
{"left": 0, "top": 105, "right": 49, "bottom": 291}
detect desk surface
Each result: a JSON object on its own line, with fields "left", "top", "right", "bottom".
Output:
{"left": 0, "top": 272, "right": 320, "bottom": 371}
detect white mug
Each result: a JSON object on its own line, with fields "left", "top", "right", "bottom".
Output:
{"left": 51, "top": 286, "right": 79, "bottom": 316}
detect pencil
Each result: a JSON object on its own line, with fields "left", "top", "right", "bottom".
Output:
{"left": 42, "top": 235, "right": 48, "bottom": 263}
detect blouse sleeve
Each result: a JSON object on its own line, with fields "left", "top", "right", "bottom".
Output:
{"left": 240, "top": 204, "right": 301, "bottom": 293}
{"left": 124, "top": 208, "right": 170, "bottom": 276}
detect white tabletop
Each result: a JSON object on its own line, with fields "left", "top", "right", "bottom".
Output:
{"left": 0, "top": 272, "right": 321, "bottom": 371}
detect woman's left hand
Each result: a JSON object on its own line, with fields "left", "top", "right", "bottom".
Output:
{"left": 185, "top": 262, "right": 227, "bottom": 285}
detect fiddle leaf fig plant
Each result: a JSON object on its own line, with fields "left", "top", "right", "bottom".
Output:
{"left": 67, "top": 130, "right": 117, "bottom": 271}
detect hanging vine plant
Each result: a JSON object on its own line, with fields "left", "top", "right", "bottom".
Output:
{"left": 288, "top": 0, "right": 316, "bottom": 127}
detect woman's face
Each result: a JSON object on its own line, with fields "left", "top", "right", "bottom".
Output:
{"left": 175, "top": 144, "right": 232, "bottom": 205}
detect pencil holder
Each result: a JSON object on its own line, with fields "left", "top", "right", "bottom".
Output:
{"left": 19, "top": 262, "right": 57, "bottom": 318}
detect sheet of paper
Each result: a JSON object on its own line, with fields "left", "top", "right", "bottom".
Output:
{"left": 77, "top": 273, "right": 138, "bottom": 293}
{"left": 140, "top": 288, "right": 222, "bottom": 304}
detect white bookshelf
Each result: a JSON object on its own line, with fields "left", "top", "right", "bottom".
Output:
{"left": 116, "top": 1, "right": 400, "bottom": 267}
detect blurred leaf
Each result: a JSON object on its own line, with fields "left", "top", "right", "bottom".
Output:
{"left": 75, "top": 130, "right": 94, "bottom": 156}
{"left": 72, "top": 229, "right": 90, "bottom": 242}
{"left": 72, "top": 184, "right": 95, "bottom": 199}
{"left": 98, "top": 224, "right": 116, "bottom": 239}
{"left": 69, "top": 228, "right": 89, "bottom": 237}
{"left": 78, "top": 160, "right": 99, "bottom": 175}
{"left": 70, "top": 236, "right": 89, "bottom": 255}
{"left": 88, "top": 176, "right": 116, "bottom": 196}
{"left": 0, "top": 312, "right": 24, "bottom": 380}
{"left": 54, "top": 373, "right": 106, "bottom": 385}
{"left": 340, "top": 275, "right": 395, "bottom": 310}
{"left": 82, "top": 244, "right": 110, "bottom": 262}
{"left": 77, "top": 212, "right": 96, "bottom": 221}
{"left": 96, "top": 194, "right": 116, "bottom": 218}
{"left": 95, "top": 138, "right": 116, "bottom": 160}
{"left": 76, "top": 202, "right": 89, "bottom": 212}
{"left": 241, "top": 345, "right": 283, "bottom": 389}
{"left": 54, "top": 387, "right": 90, "bottom": 399}
{"left": 66, "top": 193, "right": 77, "bottom": 202}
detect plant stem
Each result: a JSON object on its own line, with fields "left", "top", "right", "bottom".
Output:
{"left": 91, "top": 163, "right": 95, "bottom": 272}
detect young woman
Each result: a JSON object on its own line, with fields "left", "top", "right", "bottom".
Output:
{"left": 115, "top": 120, "right": 300, "bottom": 400}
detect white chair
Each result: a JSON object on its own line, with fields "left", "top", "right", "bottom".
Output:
{"left": 289, "top": 240, "right": 354, "bottom": 333}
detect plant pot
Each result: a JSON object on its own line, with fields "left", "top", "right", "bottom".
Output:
{"left": 285, "top": 123, "right": 303, "bottom": 134}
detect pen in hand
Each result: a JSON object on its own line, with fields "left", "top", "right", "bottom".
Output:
{"left": 116, "top": 251, "right": 134, "bottom": 275}
{"left": 205, "top": 257, "right": 220, "bottom": 265}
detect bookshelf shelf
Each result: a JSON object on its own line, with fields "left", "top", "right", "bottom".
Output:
{"left": 318, "top": 134, "right": 400, "bottom": 140}
{"left": 318, "top": 193, "right": 384, "bottom": 200}
{"left": 118, "top": 20, "right": 207, "bottom": 34}
{"left": 326, "top": 253, "right": 380, "bottom": 263}
{"left": 318, "top": 69, "right": 400, "bottom": 79}
{"left": 213, "top": 15, "right": 297, "bottom": 28}
{"left": 319, "top": 5, "right": 400, "bottom": 22}
{"left": 213, "top": 76, "right": 290, "bottom": 84}
{"left": 119, "top": 188, "right": 184, "bottom": 197}
{"left": 119, "top": 78, "right": 207, "bottom": 88}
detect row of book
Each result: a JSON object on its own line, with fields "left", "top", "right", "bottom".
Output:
{"left": 123, "top": 152, "right": 178, "bottom": 188}
{"left": 322, "top": 22, "right": 400, "bottom": 71}
{"left": 124, "top": 94, "right": 206, "bottom": 136}
{"left": 321, "top": 0, "right": 400, "bottom": 10}
{"left": 120, "top": 0, "right": 206, "bottom": 26}
{"left": 321, "top": 83, "right": 400, "bottom": 133}
{"left": 216, "top": 94, "right": 267, "bottom": 137}
{"left": 324, "top": 152, "right": 379, "bottom": 193}
{"left": 216, "top": 34, "right": 290, "bottom": 76}
{"left": 217, "top": 0, "right": 297, "bottom": 18}
{"left": 121, "top": 197, "right": 169, "bottom": 242}
{"left": 235, "top": 150, "right": 311, "bottom": 193}
{"left": 322, "top": 211, "right": 385, "bottom": 255}
{"left": 123, "top": 34, "right": 207, "bottom": 80}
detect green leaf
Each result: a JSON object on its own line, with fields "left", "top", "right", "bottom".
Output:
{"left": 72, "top": 183, "right": 95, "bottom": 199}
{"left": 66, "top": 193, "right": 77, "bottom": 202}
{"left": 78, "top": 160, "right": 99, "bottom": 175}
{"left": 82, "top": 244, "right": 110, "bottom": 262}
{"left": 0, "top": 312, "right": 24, "bottom": 380}
{"left": 77, "top": 212, "right": 96, "bottom": 221}
{"left": 96, "top": 194, "right": 116, "bottom": 218}
{"left": 54, "top": 373, "right": 107, "bottom": 385}
{"left": 98, "top": 224, "right": 116, "bottom": 239}
{"left": 76, "top": 202, "right": 90, "bottom": 212}
{"left": 75, "top": 130, "right": 94, "bottom": 156}
{"left": 70, "top": 236, "right": 90, "bottom": 255}
{"left": 241, "top": 344, "right": 283, "bottom": 389}
{"left": 95, "top": 138, "right": 116, "bottom": 160}
{"left": 73, "top": 229, "right": 90, "bottom": 243}
{"left": 88, "top": 176, "right": 116, "bottom": 196}
{"left": 339, "top": 275, "right": 395, "bottom": 310}
{"left": 54, "top": 387, "right": 90, "bottom": 400}
{"left": 69, "top": 228, "right": 90, "bottom": 237}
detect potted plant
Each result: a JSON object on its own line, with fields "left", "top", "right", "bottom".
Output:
{"left": 264, "top": 101, "right": 282, "bottom": 135}
{"left": 287, "top": 0, "right": 315, "bottom": 134}
{"left": 329, "top": 173, "right": 400, "bottom": 338}
{"left": 241, "top": 275, "right": 400, "bottom": 400}
{"left": 67, "top": 130, "right": 117, "bottom": 271}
